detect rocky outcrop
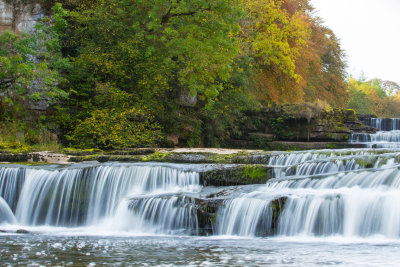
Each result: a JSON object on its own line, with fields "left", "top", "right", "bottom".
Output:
{"left": 128, "top": 190, "right": 287, "bottom": 236}
{"left": 227, "top": 108, "right": 377, "bottom": 148}
{"left": 0, "top": 0, "right": 43, "bottom": 34}
{"left": 199, "top": 165, "right": 273, "bottom": 186}
{"left": 0, "top": 151, "right": 70, "bottom": 164}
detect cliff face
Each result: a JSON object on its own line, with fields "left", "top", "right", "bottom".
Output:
{"left": 0, "top": 0, "right": 42, "bottom": 34}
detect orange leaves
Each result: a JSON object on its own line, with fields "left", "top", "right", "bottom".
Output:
{"left": 243, "top": 0, "right": 348, "bottom": 107}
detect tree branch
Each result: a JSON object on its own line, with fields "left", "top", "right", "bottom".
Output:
{"left": 161, "top": 6, "right": 211, "bottom": 25}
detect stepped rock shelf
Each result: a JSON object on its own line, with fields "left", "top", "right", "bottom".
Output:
{"left": 2, "top": 147, "right": 400, "bottom": 236}
{"left": 2, "top": 119, "right": 400, "bottom": 265}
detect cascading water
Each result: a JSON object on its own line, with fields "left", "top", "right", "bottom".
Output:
{"left": 350, "top": 118, "right": 400, "bottom": 148}
{"left": 122, "top": 195, "right": 199, "bottom": 234}
{"left": 364, "top": 118, "right": 400, "bottom": 131}
{"left": 2, "top": 151, "right": 400, "bottom": 265}
{"left": 2, "top": 146, "right": 400, "bottom": 241}
{"left": 268, "top": 149, "right": 398, "bottom": 178}
{"left": 0, "top": 167, "right": 25, "bottom": 211}
{"left": 217, "top": 198, "right": 274, "bottom": 237}
{"left": 217, "top": 149, "right": 400, "bottom": 238}
{"left": 0, "top": 196, "right": 16, "bottom": 224}
{"left": 0, "top": 163, "right": 201, "bottom": 233}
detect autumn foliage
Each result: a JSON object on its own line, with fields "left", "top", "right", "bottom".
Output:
{"left": 1, "top": 0, "right": 399, "bottom": 149}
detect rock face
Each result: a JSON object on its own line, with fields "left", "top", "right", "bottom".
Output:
{"left": 0, "top": 151, "right": 70, "bottom": 164}
{"left": 0, "top": 0, "right": 43, "bottom": 34}
{"left": 227, "top": 108, "right": 377, "bottom": 148}
{"left": 0, "top": 1, "right": 50, "bottom": 111}
{"left": 199, "top": 165, "right": 272, "bottom": 186}
{"left": 128, "top": 191, "right": 286, "bottom": 236}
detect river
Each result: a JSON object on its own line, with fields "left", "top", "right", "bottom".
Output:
{"left": 1, "top": 118, "right": 400, "bottom": 266}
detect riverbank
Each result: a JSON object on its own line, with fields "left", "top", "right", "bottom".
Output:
{"left": 0, "top": 142, "right": 367, "bottom": 165}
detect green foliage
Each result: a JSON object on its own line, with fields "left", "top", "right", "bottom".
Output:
{"left": 0, "top": 121, "right": 61, "bottom": 152}
{"left": 347, "top": 77, "right": 400, "bottom": 117}
{"left": 347, "top": 87, "right": 374, "bottom": 115}
{"left": 0, "top": 3, "right": 70, "bottom": 129}
{"left": 0, "top": 0, "right": 380, "bottom": 150}
{"left": 66, "top": 0, "right": 242, "bottom": 106}
{"left": 267, "top": 115, "right": 296, "bottom": 140}
{"left": 326, "top": 143, "right": 337, "bottom": 149}
{"left": 245, "top": 0, "right": 309, "bottom": 80}
{"left": 0, "top": 6, "right": 70, "bottom": 103}
{"left": 68, "top": 108, "right": 163, "bottom": 149}
{"left": 54, "top": 0, "right": 248, "bottom": 148}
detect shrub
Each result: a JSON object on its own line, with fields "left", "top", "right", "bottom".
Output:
{"left": 68, "top": 107, "right": 162, "bottom": 149}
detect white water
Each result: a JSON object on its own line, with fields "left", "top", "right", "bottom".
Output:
{"left": 268, "top": 149, "right": 399, "bottom": 178}
{"left": 0, "top": 167, "right": 25, "bottom": 211}
{"left": 2, "top": 142, "right": 400, "bottom": 243}
{"left": 0, "top": 163, "right": 201, "bottom": 233}
{"left": 350, "top": 118, "right": 400, "bottom": 148}
{"left": 364, "top": 118, "right": 400, "bottom": 131}
{"left": 217, "top": 198, "right": 273, "bottom": 237}
{"left": 0, "top": 196, "right": 16, "bottom": 224}
{"left": 218, "top": 145, "right": 400, "bottom": 237}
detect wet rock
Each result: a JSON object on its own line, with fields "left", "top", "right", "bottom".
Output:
{"left": 129, "top": 192, "right": 288, "bottom": 236}
{"left": 0, "top": 153, "right": 28, "bottom": 162}
{"left": 199, "top": 165, "right": 272, "bottom": 186}
{"left": 128, "top": 194, "right": 220, "bottom": 236}
{"left": 16, "top": 229, "right": 29, "bottom": 234}
{"left": 28, "top": 152, "right": 70, "bottom": 164}
{"left": 271, "top": 197, "right": 286, "bottom": 232}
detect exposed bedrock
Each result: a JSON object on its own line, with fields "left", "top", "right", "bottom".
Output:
{"left": 128, "top": 191, "right": 287, "bottom": 236}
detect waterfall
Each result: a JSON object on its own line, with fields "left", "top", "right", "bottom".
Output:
{"left": 350, "top": 118, "right": 400, "bottom": 148}
{"left": 268, "top": 149, "right": 398, "bottom": 179}
{"left": 0, "top": 167, "right": 25, "bottom": 211}
{"left": 216, "top": 198, "right": 273, "bottom": 237}
{"left": 0, "top": 196, "right": 16, "bottom": 224}
{"left": 119, "top": 195, "right": 199, "bottom": 234}
{"left": 0, "top": 163, "right": 200, "bottom": 231}
{"left": 2, "top": 147, "right": 400, "bottom": 239}
{"left": 364, "top": 118, "right": 400, "bottom": 131}
{"left": 217, "top": 149, "right": 400, "bottom": 238}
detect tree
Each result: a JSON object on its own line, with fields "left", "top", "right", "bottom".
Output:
{"left": 0, "top": 4, "right": 69, "bottom": 116}
{"left": 242, "top": 0, "right": 310, "bottom": 104}
{"left": 58, "top": 0, "right": 244, "bottom": 147}
{"left": 346, "top": 77, "right": 400, "bottom": 117}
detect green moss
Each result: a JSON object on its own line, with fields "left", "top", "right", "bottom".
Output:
{"left": 142, "top": 152, "right": 170, "bottom": 161}
{"left": 355, "top": 158, "right": 375, "bottom": 169}
{"left": 0, "top": 162, "right": 53, "bottom": 166}
{"left": 69, "top": 150, "right": 271, "bottom": 165}
{"left": 326, "top": 143, "right": 337, "bottom": 149}
{"left": 270, "top": 198, "right": 286, "bottom": 232}
{"left": 209, "top": 213, "right": 217, "bottom": 225}
{"left": 69, "top": 154, "right": 143, "bottom": 163}
{"left": 242, "top": 165, "right": 269, "bottom": 183}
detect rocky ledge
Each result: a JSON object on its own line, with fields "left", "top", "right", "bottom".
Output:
{"left": 128, "top": 188, "right": 287, "bottom": 236}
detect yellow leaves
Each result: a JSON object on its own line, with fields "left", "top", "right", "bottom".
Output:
{"left": 244, "top": 0, "right": 310, "bottom": 81}
{"left": 70, "top": 107, "right": 162, "bottom": 149}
